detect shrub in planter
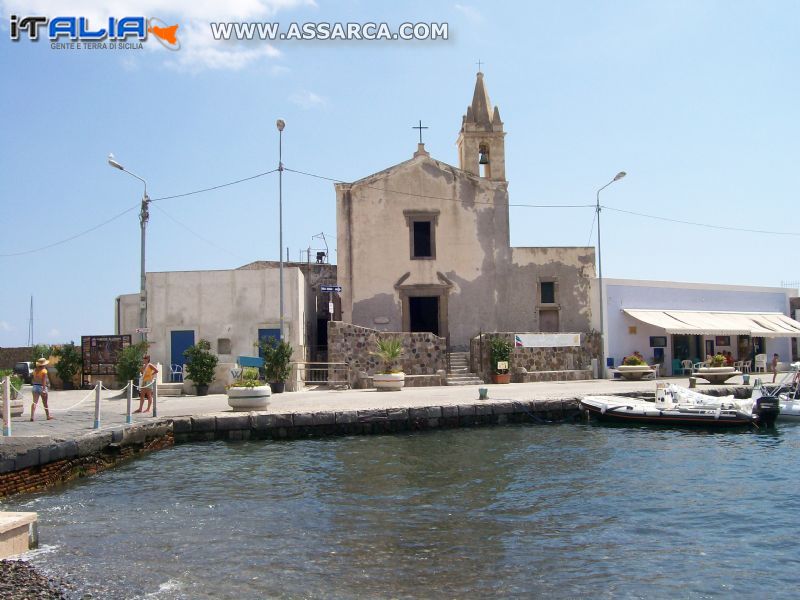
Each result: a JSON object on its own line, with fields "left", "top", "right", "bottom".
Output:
{"left": 622, "top": 352, "right": 647, "bottom": 366}
{"left": 371, "top": 337, "right": 405, "bottom": 391}
{"left": 52, "top": 342, "right": 82, "bottom": 389}
{"left": 490, "top": 336, "right": 512, "bottom": 384}
{"left": 227, "top": 366, "right": 270, "bottom": 410}
{"left": 116, "top": 341, "right": 149, "bottom": 387}
{"left": 259, "top": 337, "right": 293, "bottom": 393}
{"left": 184, "top": 339, "right": 219, "bottom": 395}
{"left": 710, "top": 353, "right": 727, "bottom": 367}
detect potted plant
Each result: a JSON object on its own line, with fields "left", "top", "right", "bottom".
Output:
{"left": 260, "top": 337, "right": 293, "bottom": 394}
{"left": 52, "top": 342, "right": 82, "bottom": 390}
{"left": 183, "top": 339, "right": 218, "bottom": 396}
{"left": 372, "top": 337, "right": 405, "bottom": 391}
{"left": 116, "top": 341, "right": 148, "bottom": 388}
{"left": 617, "top": 352, "right": 653, "bottom": 380}
{"left": 490, "top": 336, "right": 512, "bottom": 384}
{"left": 227, "top": 366, "right": 271, "bottom": 411}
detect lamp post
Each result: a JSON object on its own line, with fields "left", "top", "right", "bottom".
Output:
{"left": 276, "top": 119, "right": 285, "bottom": 341}
{"left": 108, "top": 153, "right": 149, "bottom": 343}
{"left": 596, "top": 171, "right": 626, "bottom": 378}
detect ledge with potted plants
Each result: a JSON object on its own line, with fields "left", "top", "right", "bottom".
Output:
{"left": 183, "top": 339, "right": 219, "bottom": 396}
{"left": 616, "top": 352, "right": 654, "bottom": 380}
{"left": 490, "top": 336, "right": 512, "bottom": 384}
{"left": 693, "top": 353, "right": 741, "bottom": 385}
{"left": 227, "top": 366, "right": 271, "bottom": 411}
{"left": 259, "top": 337, "right": 294, "bottom": 394}
{"left": 372, "top": 337, "right": 405, "bottom": 391}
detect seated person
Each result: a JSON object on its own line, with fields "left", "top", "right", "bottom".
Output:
{"left": 725, "top": 351, "right": 734, "bottom": 366}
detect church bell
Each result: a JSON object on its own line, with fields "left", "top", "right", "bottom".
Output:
{"left": 478, "top": 149, "right": 489, "bottom": 165}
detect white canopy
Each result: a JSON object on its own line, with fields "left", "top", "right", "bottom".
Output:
{"left": 623, "top": 309, "right": 800, "bottom": 338}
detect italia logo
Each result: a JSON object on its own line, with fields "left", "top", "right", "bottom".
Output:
{"left": 9, "top": 15, "right": 180, "bottom": 50}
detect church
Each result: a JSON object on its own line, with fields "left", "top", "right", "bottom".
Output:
{"left": 335, "top": 71, "right": 596, "bottom": 349}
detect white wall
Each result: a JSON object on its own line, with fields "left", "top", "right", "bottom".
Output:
{"left": 117, "top": 267, "right": 306, "bottom": 373}
{"left": 598, "top": 278, "right": 794, "bottom": 373}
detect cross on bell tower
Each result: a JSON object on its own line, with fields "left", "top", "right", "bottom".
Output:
{"left": 456, "top": 69, "right": 506, "bottom": 181}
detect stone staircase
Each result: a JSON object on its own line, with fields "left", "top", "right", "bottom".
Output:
{"left": 156, "top": 382, "right": 184, "bottom": 397}
{"left": 446, "top": 351, "right": 484, "bottom": 386}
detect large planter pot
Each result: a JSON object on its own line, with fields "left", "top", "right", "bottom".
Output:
{"left": 374, "top": 372, "right": 405, "bottom": 391}
{"left": 491, "top": 372, "right": 511, "bottom": 384}
{"left": 694, "top": 367, "right": 741, "bottom": 385}
{"left": 270, "top": 381, "right": 286, "bottom": 394}
{"left": 227, "top": 385, "right": 271, "bottom": 411}
{"left": 616, "top": 365, "right": 654, "bottom": 380}
{"left": 195, "top": 384, "right": 209, "bottom": 396}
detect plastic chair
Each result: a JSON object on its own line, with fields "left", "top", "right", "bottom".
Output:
{"left": 170, "top": 364, "right": 184, "bottom": 382}
{"left": 754, "top": 354, "right": 767, "bottom": 373}
{"left": 742, "top": 360, "right": 751, "bottom": 373}
{"left": 734, "top": 361, "right": 743, "bottom": 372}
{"left": 680, "top": 360, "right": 694, "bottom": 375}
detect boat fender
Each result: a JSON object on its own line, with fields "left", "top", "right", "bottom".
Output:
{"left": 714, "top": 406, "right": 721, "bottom": 420}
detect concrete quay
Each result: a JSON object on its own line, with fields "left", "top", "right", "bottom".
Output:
{"left": 0, "top": 377, "right": 750, "bottom": 498}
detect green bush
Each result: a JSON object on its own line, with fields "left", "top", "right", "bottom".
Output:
{"left": 0, "top": 369, "right": 23, "bottom": 395}
{"left": 52, "top": 342, "right": 82, "bottom": 387}
{"left": 230, "top": 366, "right": 262, "bottom": 389}
{"left": 622, "top": 352, "right": 647, "bottom": 366}
{"left": 116, "top": 342, "right": 148, "bottom": 386}
{"left": 710, "top": 353, "right": 726, "bottom": 367}
{"left": 489, "top": 337, "right": 512, "bottom": 374}
{"left": 259, "top": 337, "right": 294, "bottom": 382}
{"left": 184, "top": 339, "right": 219, "bottom": 387}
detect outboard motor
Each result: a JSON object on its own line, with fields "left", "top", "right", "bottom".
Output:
{"left": 753, "top": 388, "right": 780, "bottom": 427}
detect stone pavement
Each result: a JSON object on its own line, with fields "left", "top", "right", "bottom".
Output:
{"left": 1, "top": 375, "right": 752, "bottom": 446}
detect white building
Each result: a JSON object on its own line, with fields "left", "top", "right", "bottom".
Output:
{"left": 597, "top": 278, "right": 800, "bottom": 375}
{"left": 116, "top": 263, "right": 333, "bottom": 390}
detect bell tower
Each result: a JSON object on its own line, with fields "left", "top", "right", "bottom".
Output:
{"left": 456, "top": 70, "right": 506, "bottom": 181}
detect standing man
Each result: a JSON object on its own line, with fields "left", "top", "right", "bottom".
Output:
{"left": 771, "top": 353, "right": 779, "bottom": 383}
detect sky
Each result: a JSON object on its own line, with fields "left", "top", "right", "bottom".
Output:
{"left": 1, "top": 0, "right": 799, "bottom": 347}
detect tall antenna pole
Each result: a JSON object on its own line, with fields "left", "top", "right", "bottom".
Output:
{"left": 276, "top": 119, "right": 286, "bottom": 341}
{"left": 28, "top": 295, "right": 33, "bottom": 346}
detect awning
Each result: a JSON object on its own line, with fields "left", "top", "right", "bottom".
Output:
{"left": 623, "top": 309, "right": 800, "bottom": 338}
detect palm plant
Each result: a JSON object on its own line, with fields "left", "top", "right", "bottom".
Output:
{"left": 373, "top": 338, "right": 404, "bottom": 374}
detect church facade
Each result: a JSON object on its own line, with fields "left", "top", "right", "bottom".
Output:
{"left": 336, "top": 72, "right": 596, "bottom": 349}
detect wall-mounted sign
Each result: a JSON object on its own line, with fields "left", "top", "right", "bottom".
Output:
{"left": 82, "top": 335, "right": 132, "bottom": 376}
{"left": 514, "top": 333, "right": 580, "bottom": 348}
{"left": 321, "top": 285, "right": 342, "bottom": 293}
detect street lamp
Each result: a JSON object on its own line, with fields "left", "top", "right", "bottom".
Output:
{"left": 276, "top": 120, "right": 285, "bottom": 341}
{"left": 108, "top": 153, "right": 150, "bottom": 343}
{"left": 596, "top": 171, "right": 626, "bottom": 378}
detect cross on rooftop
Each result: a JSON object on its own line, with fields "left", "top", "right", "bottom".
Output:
{"left": 412, "top": 119, "right": 429, "bottom": 144}
{"left": 476, "top": 59, "right": 483, "bottom": 73}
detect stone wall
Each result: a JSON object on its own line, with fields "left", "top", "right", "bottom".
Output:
{"left": 327, "top": 322, "right": 446, "bottom": 388}
{"left": 0, "top": 347, "right": 32, "bottom": 370}
{"left": 471, "top": 331, "right": 601, "bottom": 383}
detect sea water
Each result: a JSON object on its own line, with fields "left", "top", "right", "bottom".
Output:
{"left": 5, "top": 423, "right": 800, "bottom": 599}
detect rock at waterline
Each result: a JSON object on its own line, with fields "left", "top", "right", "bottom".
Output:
{"left": 0, "top": 560, "right": 66, "bottom": 599}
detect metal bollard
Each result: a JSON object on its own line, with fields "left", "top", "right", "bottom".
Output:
{"left": 93, "top": 382, "right": 101, "bottom": 429}
{"left": 152, "top": 380, "right": 158, "bottom": 418}
{"left": 126, "top": 381, "right": 133, "bottom": 424}
{"left": 2, "top": 376, "right": 11, "bottom": 437}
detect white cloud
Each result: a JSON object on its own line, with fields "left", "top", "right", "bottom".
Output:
{"left": 48, "top": 328, "right": 60, "bottom": 339}
{"left": 289, "top": 90, "right": 327, "bottom": 110}
{"left": 0, "top": 0, "right": 315, "bottom": 71}
{"left": 454, "top": 4, "right": 483, "bottom": 23}
{"left": 0, "top": 321, "right": 11, "bottom": 331}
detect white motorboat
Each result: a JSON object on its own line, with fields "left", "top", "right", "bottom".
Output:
{"left": 580, "top": 383, "right": 779, "bottom": 428}
{"left": 775, "top": 362, "right": 800, "bottom": 421}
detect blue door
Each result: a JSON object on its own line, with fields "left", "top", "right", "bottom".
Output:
{"left": 258, "top": 328, "right": 281, "bottom": 358}
{"left": 171, "top": 330, "right": 195, "bottom": 367}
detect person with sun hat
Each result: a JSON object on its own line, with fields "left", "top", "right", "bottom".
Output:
{"left": 30, "top": 357, "right": 53, "bottom": 421}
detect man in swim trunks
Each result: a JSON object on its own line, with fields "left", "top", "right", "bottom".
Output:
{"left": 31, "top": 357, "right": 54, "bottom": 421}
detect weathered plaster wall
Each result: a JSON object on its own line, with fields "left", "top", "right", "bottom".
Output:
{"left": 327, "top": 321, "right": 446, "bottom": 388}
{"left": 117, "top": 268, "right": 306, "bottom": 375}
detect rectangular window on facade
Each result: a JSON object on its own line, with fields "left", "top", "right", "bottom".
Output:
{"left": 413, "top": 220, "right": 432, "bottom": 258}
{"left": 540, "top": 281, "right": 555, "bottom": 304}
{"left": 217, "top": 338, "right": 232, "bottom": 355}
